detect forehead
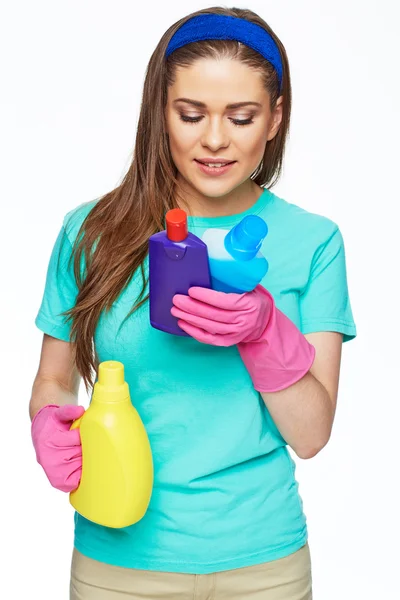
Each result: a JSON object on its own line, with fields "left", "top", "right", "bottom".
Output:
{"left": 168, "top": 58, "right": 266, "bottom": 106}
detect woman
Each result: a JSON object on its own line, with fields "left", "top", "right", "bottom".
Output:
{"left": 30, "top": 6, "right": 357, "bottom": 600}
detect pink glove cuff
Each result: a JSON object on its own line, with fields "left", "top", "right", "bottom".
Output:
{"left": 31, "top": 403, "right": 59, "bottom": 428}
{"left": 237, "top": 287, "right": 316, "bottom": 393}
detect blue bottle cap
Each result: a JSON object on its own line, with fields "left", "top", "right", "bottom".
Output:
{"left": 224, "top": 215, "right": 268, "bottom": 261}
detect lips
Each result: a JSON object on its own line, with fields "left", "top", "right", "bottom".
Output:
{"left": 195, "top": 159, "right": 236, "bottom": 165}
{"left": 194, "top": 160, "right": 236, "bottom": 176}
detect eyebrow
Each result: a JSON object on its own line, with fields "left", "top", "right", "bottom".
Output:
{"left": 173, "top": 97, "right": 262, "bottom": 109}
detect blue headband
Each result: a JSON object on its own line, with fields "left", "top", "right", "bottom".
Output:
{"left": 165, "top": 14, "right": 283, "bottom": 91}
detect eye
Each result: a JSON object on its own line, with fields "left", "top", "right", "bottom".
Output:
{"left": 179, "top": 115, "right": 254, "bottom": 127}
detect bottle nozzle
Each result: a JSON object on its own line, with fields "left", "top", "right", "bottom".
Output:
{"left": 94, "top": 361, "right": 129, "bottom": 402}
{"left": 98, "top": 361, "right": 125, "bottom": 388}
{"left": 224, "top": 215, "right": 268, "bottom": 261}
{"left": 93, "top": 361, "right": 130, "bottom": 404}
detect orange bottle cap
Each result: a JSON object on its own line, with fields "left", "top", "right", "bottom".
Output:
{"left": 166, "top": 209, "right": 188, "bottom": 242}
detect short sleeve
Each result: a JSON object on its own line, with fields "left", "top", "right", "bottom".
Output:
{"left": 35, "top": 224, "right": 78, "bottom": 342}
{"left": 299, "top": 226, "right": 357, "bottom": 342}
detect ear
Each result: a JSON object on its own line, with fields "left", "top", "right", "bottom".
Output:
{"left": 266, "top": 96, "right": 284, "bottom": 142}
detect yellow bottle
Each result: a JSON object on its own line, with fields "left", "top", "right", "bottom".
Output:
{"left": 69, "top": 360, "right": 153, "bottom": 528}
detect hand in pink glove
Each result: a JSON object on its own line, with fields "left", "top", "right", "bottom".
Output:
{"left": 171, "top": 285, "right": 315, "bottom": 393}
{"left": 31, "top": 404, "right": 85, "bottom": 493}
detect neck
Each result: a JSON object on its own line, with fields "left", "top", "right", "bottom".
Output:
{"left": 175, "top": 179, "right": 264, "bottom": 218}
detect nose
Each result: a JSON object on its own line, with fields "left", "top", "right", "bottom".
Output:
{"left": 201, "top": 116, "right": 229, "bottom": 150}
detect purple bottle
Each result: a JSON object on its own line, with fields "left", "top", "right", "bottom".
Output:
{"left": 149, "top": 208, "right": 211, "bottom": 336}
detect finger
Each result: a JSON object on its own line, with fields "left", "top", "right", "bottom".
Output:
{"left": 171, "top": 306, "right": 235, "bottom": 335}
{"left": 64, "top": 467, "right": 82, "bottom": 485}
{"left": 177, "top": 320, "right": 237, "bottom": 347}
{"left": 52, "top": 428, "right": 82, "bottom": 448}
{"left": 188, "top": 287, "right": 246, "bottom": 309}
{"left": 177, "top": 319, "right": 222, "bottom": 344}
{"left": 56, "top": 405, "right": 85, "bottom": 423}
{"left": 62, "top": 448, "right": 83, "bottom": 462}
{"left": 172, "top": 295, "right": 240, "bottom": 325}
{"left": 63, "top": 468, "right": 82, "bottom": 492}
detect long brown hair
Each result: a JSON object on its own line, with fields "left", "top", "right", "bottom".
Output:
{"left": 62, "top": 6, "right": 292, "bottom": 393}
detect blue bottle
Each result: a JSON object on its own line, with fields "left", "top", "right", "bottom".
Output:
{"left": 201, "top": 215, "right": 269, "bottom": 293}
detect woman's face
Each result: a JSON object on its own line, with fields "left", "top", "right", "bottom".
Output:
{"left": 164, "top": 58, "right": 283, "bottom": 201}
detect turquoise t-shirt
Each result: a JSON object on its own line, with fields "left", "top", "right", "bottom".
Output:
{"left": 35, "top": 187, "right": 357, "bottom": 574}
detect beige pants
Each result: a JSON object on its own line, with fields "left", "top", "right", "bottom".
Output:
{"left": 70, "top": 543, "right": 312, "bottom": 599}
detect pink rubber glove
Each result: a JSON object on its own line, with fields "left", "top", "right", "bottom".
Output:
{"left": 171, "top": 285, "right": 315, "bottom": 393}
{"left": 31, "top": 404, "right": 85, "bottom": 492}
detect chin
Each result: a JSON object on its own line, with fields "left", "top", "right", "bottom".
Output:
{"left": 193, "top": 184, "right": 239, "bottom": 199}
{"left": 190, "top": 175, "right": 243, "bottom": 196}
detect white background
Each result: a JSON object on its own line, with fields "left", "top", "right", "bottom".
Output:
{"left": 1, "top": 1, "right": 399, "bottom": 598}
